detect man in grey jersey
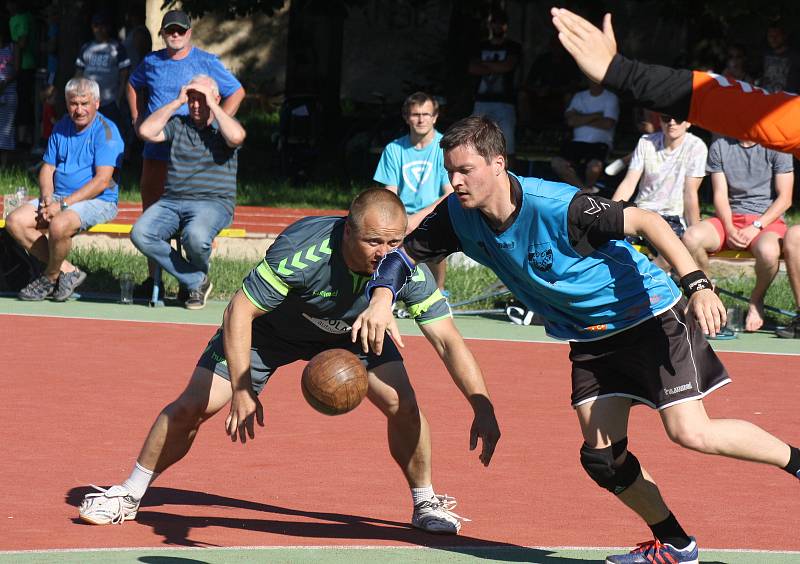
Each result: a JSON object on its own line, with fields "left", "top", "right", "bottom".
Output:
{"left": 132, "top": 75, "right": 245, "bottom": 309}
{"left": 79, "top": 188, "right": 501, "bottom": 534}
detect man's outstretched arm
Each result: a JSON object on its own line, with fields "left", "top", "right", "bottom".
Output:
{"left": 550, "top": 7, "right": 800, "bottom": 156}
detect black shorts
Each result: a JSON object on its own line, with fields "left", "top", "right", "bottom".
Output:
{"left": 197, "top": 328, "right": 403, "bottom": 394}
{"left": 559, "top": 140, "right": 610, "bottom": 167}
{"left": 570, "top": 301, "right": 731, "bottom": 410}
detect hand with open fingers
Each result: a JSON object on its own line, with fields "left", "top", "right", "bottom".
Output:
{"left": 470, "top": 407, "right": 501, "bottom": 467}
{"left": 225, "top": 389, "right": 264, "bottom": 443}
{"left": 351, "top": 298, "right": 404, "bottom": 355}
{"left": 686, "top": 288, "right": 726, "bottom": 337}
{"left": 550, "top": 8, "right": 617, "bottom": 84}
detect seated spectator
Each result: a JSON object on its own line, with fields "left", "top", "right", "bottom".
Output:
{"left": 373, "top": 91, "right": 452, "bottom": 291}
{"left": 611, "top": 113, "right": 708, "bottom": 270}
{"left": 551, "top": 80, "right": 618, "bottom": 193}
{"left": 683, "top": 138, "right": 793, "bottom": 331}
{"left": 5, "top": 78, "right": 123, "bottom": 301}
{"left": 777, "top": 225, "right": 799, "bottom": 338}
{"left": 75, "top": 13, "right": 131, "bottom": 127}
{"left": 132, "top": 75, "right": 246, "bottom": 309}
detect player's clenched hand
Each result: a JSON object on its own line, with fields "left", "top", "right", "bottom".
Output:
{"left": 551, "top": 8, "right": 617, "bottom": 84}
{"left": 469, "top": 399, "right": 501, "bottom": 467}
{"left": 225, "top": 389, "right": 264, "bottom": 443}
{"left": 351, "top": 291, "right": 404, "bottom": 355}
{"left": 686, "top": 288, "right": 726, "bottom": 337}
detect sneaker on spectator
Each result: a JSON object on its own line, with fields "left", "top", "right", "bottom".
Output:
{"left": 52, "top": 268, "right": 87, "bottom": 302}
{"left": 79, "top": 485, "right": 140, "bottom": 525}
{"left": 18, "top": 275, "right": 56, "bottom": 301}
{"left": 411, "top": 494, "right": 468, "bottom": 534}
{"left": 776, "top": 316, "right": 800, "bottom": 339}
{"left": 605, "top": 538, "right": 698, "bottom": 564}
{"left": 185, "top": 276, "right": 212, "bottom": 310}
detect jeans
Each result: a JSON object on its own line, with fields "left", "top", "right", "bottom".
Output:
{"left": 131, "top": 198, "right": 233, "bottom": 290}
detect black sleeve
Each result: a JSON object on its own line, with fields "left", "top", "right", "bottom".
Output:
{"left": 603, "top": 54, "right": 693, "bottom": 121}
{"left": 567, "top": 193, "right": 633, "bottom": 257}
{"left": 403, "top": 199, "right": 462, "bottom": 263}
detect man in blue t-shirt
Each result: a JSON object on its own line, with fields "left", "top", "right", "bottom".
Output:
{"left": 127, "top": 9, "right": 245, "bottom": 294}
{"left": 5, "top": 78, "right": 123, "bottom": 302}
{"left": 355, "top": 117, "right": 800, "bottom": 564}
{"left": 374, "top": 92, "right": 452, "bottom": 290}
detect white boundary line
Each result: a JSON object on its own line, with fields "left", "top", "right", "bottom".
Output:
{"left": 0, "top": 544, "right": 798, "bottom": 555}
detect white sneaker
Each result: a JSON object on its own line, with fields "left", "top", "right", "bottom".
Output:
{"left": 411, "top": 494, "right": 469, "bottom": 534}
{"left": 79, "top": 485, "right": 140, "bottom": 525}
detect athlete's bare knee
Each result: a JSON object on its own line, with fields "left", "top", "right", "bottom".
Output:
{"left": 665, "top": 422, "right": 714, "bottom": 453}
{"left": 162, "top": 396, "right": 207, "bottom": 430}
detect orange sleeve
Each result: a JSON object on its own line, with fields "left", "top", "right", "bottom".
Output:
{"left": 689, "top": 72, "right": 800, "bottom": 156}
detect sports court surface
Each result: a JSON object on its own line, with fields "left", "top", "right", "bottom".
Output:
{"left": 1, "top": 296, "right": 798, "bottom": 563}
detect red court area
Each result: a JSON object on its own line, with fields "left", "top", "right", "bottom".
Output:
{"left": 1, "top": 314, "right": 798, "bottom": 552}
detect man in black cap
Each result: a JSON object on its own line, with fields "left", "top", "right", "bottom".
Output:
{"left": 127, "top": 9, "right": 245, "bottom": 296}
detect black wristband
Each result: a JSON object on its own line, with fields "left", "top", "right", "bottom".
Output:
{"left": 680, "top": 270, "right": 713, "bottom": 298}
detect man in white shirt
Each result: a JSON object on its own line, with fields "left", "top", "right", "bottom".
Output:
{"left": 551, "top": 81, "right": 618, "bottom": 192}
{"left": 612, "top": 114, "right": 707, "bottom": 270}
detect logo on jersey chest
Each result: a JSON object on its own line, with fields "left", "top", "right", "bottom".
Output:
{"left": 528, "top": 242, "right": 553, "bottom": 272}
{"left": 302, "top": 313, "right": 351, "bottom": 334}
{"left": 402, "top": 160, "right": 433, "bottom": 192}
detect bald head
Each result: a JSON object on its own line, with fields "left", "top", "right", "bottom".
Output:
{"left": 347, "top": 188, "right": 407, "bottom": 233}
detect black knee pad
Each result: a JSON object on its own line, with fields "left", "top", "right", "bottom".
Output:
{"left": 580, "top": 438, "right": 641, "bottom": 495}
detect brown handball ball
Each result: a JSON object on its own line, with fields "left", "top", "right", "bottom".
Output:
{"left": 301, "top": 349, "right": 369, "bottom": 415}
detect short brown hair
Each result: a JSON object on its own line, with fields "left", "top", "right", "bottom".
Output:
{"left": 347, "top": 188, "right": 407, "bottom": 232}
{"left": 440, "top": 116, "right": 506, "bottom": 164}
{"left": 401, "top": 91, "right": 439, "bottom": 119}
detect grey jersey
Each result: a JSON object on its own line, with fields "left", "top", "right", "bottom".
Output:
{"left": 242, "top": 216, "right": 451, "bottom": 345}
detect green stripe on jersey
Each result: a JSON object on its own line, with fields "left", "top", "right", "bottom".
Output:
{"left": 256, "top": 261, "right": 290, "bottom": 296}
{"left": 242, "top": 284, "right": 271, "bottom": 311}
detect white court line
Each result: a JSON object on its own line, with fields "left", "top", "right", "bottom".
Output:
{"left": 0, "top": 544, "right": 798, "bottom": 555}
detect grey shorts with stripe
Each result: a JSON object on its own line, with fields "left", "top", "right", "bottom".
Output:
{"left": 197, "top": 328, "right": 403, "bottom": 394}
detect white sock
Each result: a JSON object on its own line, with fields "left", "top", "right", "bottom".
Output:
{"left": 122, "top": 462, "right": 158, "bottom": 500}
{"left": 411, "top": 485, "right": 435, "bottom": 507}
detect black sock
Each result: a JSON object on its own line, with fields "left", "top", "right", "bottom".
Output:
{"left": 649, "top": 513, "right": 691, "bottom": 549}
{"left": 784, "top": 445, "right": 800, "bottom": 478}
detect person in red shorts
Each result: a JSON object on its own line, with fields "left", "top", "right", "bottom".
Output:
{"left": 682, "top": 137, "right": 793, "bottom": 332}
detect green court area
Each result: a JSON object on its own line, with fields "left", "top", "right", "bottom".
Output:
{"left": 0, "top": 296, "right": 797, "bottom": 355}
{"left": 2, "top": 546, "right": 799, "bottom": 563}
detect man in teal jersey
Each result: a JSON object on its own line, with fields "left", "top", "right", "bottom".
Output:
{"left": 79, "top": 188, "right": 500, "bottom": 534}
{"left": 374, "top": 92, "right": 452, "bottom": 291}
{"left": 355, "top": 117, "right": 800, "bottom": 564}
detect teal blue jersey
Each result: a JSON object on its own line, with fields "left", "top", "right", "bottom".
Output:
{"left": 373, "top": 131, "right": 450, "bottom": 214}
{"left": 243, "top": 216, "right": 450, "bottom": 344}
{"left": 404, "top": 174, "right": 682, "bottom": 341}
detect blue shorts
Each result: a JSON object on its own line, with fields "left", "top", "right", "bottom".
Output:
{"left": 27, "top": 197, "right": 118, "bottom": 232}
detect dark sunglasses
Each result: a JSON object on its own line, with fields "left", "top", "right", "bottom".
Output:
{"left": 659, "top": 115, "right": 684, "bottom": 125}
{"left": 163, "top": 26, "right": 189, "bottom": 36}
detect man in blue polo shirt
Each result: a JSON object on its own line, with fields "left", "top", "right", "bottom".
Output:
{"left": 5, "top": 77, "right": 123, "bottom": 301}
{"left": 374, "top": 92, "right": 452, "bottom": 291}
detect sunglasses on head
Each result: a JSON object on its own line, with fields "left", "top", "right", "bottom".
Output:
{"left": 659, "top": 115, "right": 684, "bottom": 125}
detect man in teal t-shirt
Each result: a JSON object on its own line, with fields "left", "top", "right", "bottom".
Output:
{"left": 374, "top": 92, "right": 452, "bottom": 291}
